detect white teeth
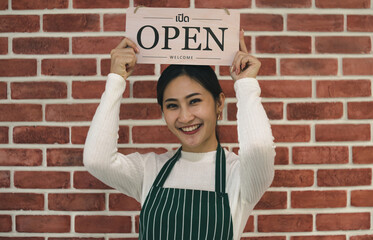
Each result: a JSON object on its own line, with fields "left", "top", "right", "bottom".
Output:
{"left": 181, "top": 124, "right": 200, "bottom": 132}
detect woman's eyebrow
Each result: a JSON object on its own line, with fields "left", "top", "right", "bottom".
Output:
{"left": 164, "top": 93, "right": 202, "bottom": 103}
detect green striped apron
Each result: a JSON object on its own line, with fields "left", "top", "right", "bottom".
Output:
{"left": 139, "top": 144, "right": 234, "bottom": 240}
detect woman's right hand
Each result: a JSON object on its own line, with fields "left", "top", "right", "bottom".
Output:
{"left": 110, "top": 37, "right": 139, "bottom": 79}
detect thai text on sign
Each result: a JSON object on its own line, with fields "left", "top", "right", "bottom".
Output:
{"left": 126, "top": 7, "right": 240, "bottom": 65}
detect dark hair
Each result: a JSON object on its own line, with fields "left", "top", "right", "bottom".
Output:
{"left": 156, "top": 65, "right": 224, "bottom": 142}
{"left": 157, "top": 65, "right": 223, "bottom": 108}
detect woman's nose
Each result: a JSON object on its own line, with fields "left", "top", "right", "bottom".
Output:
{"left": 178, "top": 107, "right": 194, "bottom": 123}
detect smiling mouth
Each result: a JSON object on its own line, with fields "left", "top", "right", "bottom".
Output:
{"left": 179, "top": 124, "right": 202, "bottom": 133}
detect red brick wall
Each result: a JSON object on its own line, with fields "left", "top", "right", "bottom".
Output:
{"left": 1, "top": 0, "right": 372, "bottom": 239}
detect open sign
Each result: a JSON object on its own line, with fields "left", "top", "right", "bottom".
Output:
{"left": 126, "top": 7, "right": 240, "bottom": 65}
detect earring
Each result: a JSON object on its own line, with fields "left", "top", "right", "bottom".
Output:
{"left": 217, "top": 112, "right": 222, "bottom": 120}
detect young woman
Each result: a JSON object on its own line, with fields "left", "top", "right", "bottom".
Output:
{"left": 83, "top": 32, "right": 275, "bottom": 240}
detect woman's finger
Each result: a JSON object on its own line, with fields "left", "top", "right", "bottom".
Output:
{"left": 239, "top": 30, "right": 248, "bottom": 53}
{"left": 115, "top": 37, "right": 140, "bottom": 53}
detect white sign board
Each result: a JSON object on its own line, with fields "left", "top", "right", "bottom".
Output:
{"left": 126, "top": 7, "right": 240, "bottom": 65}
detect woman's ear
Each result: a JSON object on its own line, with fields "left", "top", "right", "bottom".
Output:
{"left": 216, "top": 92, "right": 226, "bottom": 113}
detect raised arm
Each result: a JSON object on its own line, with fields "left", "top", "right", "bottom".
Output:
{"left": 83, "top": 38, "right": 145, "bottom": 202}
{"left": 231, "top": 31, "right": 276, "bottom": 204}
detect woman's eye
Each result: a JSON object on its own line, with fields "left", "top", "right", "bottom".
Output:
{"left": 166, "top": 103, "right": 178, "bottom": 109}
{"left": 190, "top": 98, "right": 201, "bottom": 105}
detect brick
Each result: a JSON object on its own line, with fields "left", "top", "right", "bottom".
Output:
{"left": 256, "top": 36, "right": 311, "bottom": 53}
{"left": 0, "top": 149, "right": 42, "bottom": 166}
{"left": 75, "top": 215, "right": 131, "bottom": 233}
{"left": 275, "top": 147, "right": 289, "bottom": 165}
{"left": 316, "top": 124, "right": 370, "bottom": 142}
{"left": 73, "top": 80, "right": 130, "bottom": 99}
{"left": 49, "top": 193, "right": 105, "bottom": 211}
{"left": 258, "top": 214, "right": 313, "bottom": 232}
{"left": 287, "top": 102, "right": 343, "bottom": 120}
{"left": 120, "top": 103, "right": 161, "bottom": 120}
{"left": 316, "top": 79, "right": 371, "bottom": 98}
{"left": 258, "top": 58, "right": 277, "bottom": 76}
{"left": 344, "top": 58, "right": 373, "bottom": 75}
{"left": 293, "top": 146, "right": 348, "bottom": 164}
{"left": 291, "top": 236, "right": 346, "bottom": 240}
{"left": 254, "top": 191, "right": 287, "bottom": 210}
{"left": 0, "top": 193, "right": 44, "bottom": 210}
{"left": 49, "top": 238, "right": 104, "bottom": 240}
{"left": 351, "top": 190, "right": 373, "bottom": 207}
{"left": 104, "top": 14, "right": 126, "bottom": 31}
{"left": 11, "top": 81, "right": 67, "bottom": 99}
{"left": 16, "top": 215, "right": 70, "bottom": 233}
{"left": 71, "top": 126, "right": 129, "bottom": 144}
{"left": 132, "top": 126, "right": 179, "bottom": 143}
{"left": 271, "top": 170, "right": 314, "bottom": 187}
{"left": 316, "top": 36, "right": 371, "bottom": 54}
{"left": 73, "top": 37, "right": 123, "bottom": 54}
{"left": 242, "top": 238, "right": 286, "bottom": 240}
{"left": 316, "top": 0, "right": 370, "bottom": 8}
{"left": 0, "top": 215, "right": 11, "bottom": 232}
{"left": 13, "top": 37, "right": 69, "bottom": 54}
{"left": 71, "top": 126, "right": 89, "bottom": 144}
{"left": 0, "top": 15, "right": 39, "bottom": 32}
{"left": 12, "top": 0, "right": 68, "bottom": 9}
{"left": 0, "top": 37, "right": 7, "bottom": 54}
{"left": 281, "top": 58, "right": 338, "bottom": 76}
{"left": 0, "top": 59, "right": 37, "bottom": 77}
{"left": 109, "top": 193, "right": 141, "bottom": 211}
{"left": 272, "top": 125, "right": 310, "bottom": 142}
{"left": 43, "top": 14, "right": 100, "bottom": 32}
{"left": 0, "top": 104, "right": 42, "bottom": 121}
{"left": 350, "top": 235, "right": 373, "bottom": 240}
{"left": 74, "top": 171, "right": 112, "bottom": 189}
{"left": 228, "top": 102, "right": 283, "bottom": 121}
{"left": 0, "top": 127, "right": 8, "bottom": 144}
{"left": 348, "top": 15, "right": 373, "bottom": 32}
{"left": 316, "top": 212, "right": 370, "bottom": 231}
{"left": 195, "top": 0, "right": 251, "bottom": 8}
{"left": 13, "top": 126, "right": 69, "bottom": 144}
{"left": 133, "top": 80, "right": 157, "bottom": 98}
{"left": 217, "top": 125, "right": 238, "bottom": 143}
{"left": 317, "top": 168, "right": 371, "bottom": 187}
{"left": 134, "top": 0, "right": 189, "bottom": 7}
{"left": 243, "top": 216, "right": 254, "bottom": 232}
{"left": 288, "top": 14, "right": 343, "bottom": 32}
{"left": 348, "top": 101, "right": 373, "bottom": 119}
{"left": 256, "top": 0, "right": 311, "bottom": 7}
{"left": 260, "top": 80, "right": 312, "bottom": 98}
{"left": 42, "top": 59, "right": 97, "bottom": 76}
{"left": 101, "top": 59, "right": 155, "bottom": 76}
{"left": 0, "top": 171, "right": 10, "bottom": 188}
{"left": 241, "top": 14, "right": 283, "bottom": 31}
{"left": 14, "top": 171, "right": 70, "bottom": 189}
{"left": 0, "top": 82, "right": 6, "bottom": 99}
{"left": 0, "top": 0, "right": 8, "bottom": 9}
{"left": 73, "top": 0, "right": 129, "bottom": 8}
{"left": 73, "top": 81, "right": 104, "bottom": 99}
{"left": 47, "top": 148, "right": 83, "bottom": 166}
{"left": 46, "top": 103, "right": 98, "bottom": 122}
{"left": 353, "top": 146, "right": 373, "bottom": 164}
{"left": 118, "top": 147, "right": 167, "bottom": 155}
{"left": 291, "top": 191, "right": 346, "bottom": 208}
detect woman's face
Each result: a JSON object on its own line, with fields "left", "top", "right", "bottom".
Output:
{"left": 162, "top": 75, "right": 225, "bottom": 153}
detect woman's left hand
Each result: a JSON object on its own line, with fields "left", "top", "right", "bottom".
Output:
{"left": 230, "top": 30, "right": 261, "bottom": 81}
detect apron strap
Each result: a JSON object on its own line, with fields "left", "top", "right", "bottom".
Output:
{"left": 153, "top": 147, "right": 182, "bottom": 187}
{"left": 153, "top": 144, "right": 227, "bottom": 194}
{"left": 215, "top": 143, "right": 226, "bottom": 194}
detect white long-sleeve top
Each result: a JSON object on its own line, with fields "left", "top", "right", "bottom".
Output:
{"left": 83, "top": 73, "right": 275, "bottom": 240}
